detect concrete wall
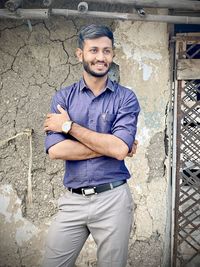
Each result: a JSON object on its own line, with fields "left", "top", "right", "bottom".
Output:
{"left": 0, "top": 15, "right": 171, "bottom": 267}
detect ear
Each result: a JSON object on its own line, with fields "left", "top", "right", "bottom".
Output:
{"left": 76, "top": 48, "right": 83, "bottom": 62}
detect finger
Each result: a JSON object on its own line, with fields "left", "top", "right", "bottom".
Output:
{"left": 43, "top": 122, "right": 49, "bottom": 127}
{"left": 134, "top": 139, "right": 138, "bottom": 145}
{"left": 44, "top": 118, "right": 51, "bottom": 126}
{"left": 44, "top": 126, "right": 49, "bottom": 132}
{"left": 57, "top": 104, "right": 67, "bottom": 114}
{"left": 132, "top": 146, "right": 137, "bottom": 154}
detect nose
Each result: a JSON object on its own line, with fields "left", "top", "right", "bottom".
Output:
{"left": 96, "top": 51, "right": 105, "bottom": 61}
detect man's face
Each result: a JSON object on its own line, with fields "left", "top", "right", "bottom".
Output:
{"left": 76, "top": 37, "right": 114, "bottom": 78}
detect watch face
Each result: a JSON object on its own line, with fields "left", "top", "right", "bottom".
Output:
{"left": 62, "top": 121, "right": 72, "bottom": 133}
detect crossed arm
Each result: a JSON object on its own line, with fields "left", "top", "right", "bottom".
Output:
{"left": 44, "top": 105, "right": 137, "bottom": 161}
{"left": 47, "top": 139, "right": 103, "bottom": 161}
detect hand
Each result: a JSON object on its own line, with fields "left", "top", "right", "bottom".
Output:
{"left": 127, "top": 140, "right": 138, "bottom": 157}
{"left": 44, "top": 105, "right": 70, "bottom": 133}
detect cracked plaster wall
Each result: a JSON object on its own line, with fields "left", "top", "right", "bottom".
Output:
{"left": 0, "top": 14, "right": 171, "bottom": 267}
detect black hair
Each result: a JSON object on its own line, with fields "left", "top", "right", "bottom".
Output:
{"left": 78, "top": 24, "right": 114, "bottom": 49}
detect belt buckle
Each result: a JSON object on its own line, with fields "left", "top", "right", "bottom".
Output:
{"left": 82, "top": 187, "right": 96, "bottom": 196}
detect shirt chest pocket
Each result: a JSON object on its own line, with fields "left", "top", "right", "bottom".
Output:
{"left": 97, "top": 113, "right": 116, "bottom": 133}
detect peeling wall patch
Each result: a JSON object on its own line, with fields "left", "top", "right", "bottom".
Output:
{"left": 142, "top": 63, "right": 153, "bottom": 81}
{"left": 137, "top": 126, "right": 150, "bottom": 145}
{"left": 144, "top": 112, "right": 162, "bottom": 129}
{"left": 13, "top": 208, "right": 23, "bottom": 222}
{"left": 0, "top": 194, "right": 12, "bottom": 222}
{"left": 0, "top": 184, "right": 13, "bottom": 194}
{"left": 15, "top": 222, "right": 38, "bottom": 246}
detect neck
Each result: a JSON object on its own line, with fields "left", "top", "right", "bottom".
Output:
{"left": 83, "top": 71, "right": 108, "bottom": 95}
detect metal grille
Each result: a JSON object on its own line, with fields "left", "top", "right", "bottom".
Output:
{"left": 173, "top": 35, "right": 200, "bottom": 267}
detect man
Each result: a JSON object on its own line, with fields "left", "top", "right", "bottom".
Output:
{"left": 43, "top": 24, "right": 140, "bottom": 267}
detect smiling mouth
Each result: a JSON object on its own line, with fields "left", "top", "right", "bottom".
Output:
{"left": 96, "top": 64, "right": 106, "bottom": 68}
{"left": 93, "top": 62, "right": 107, "bottom": 69}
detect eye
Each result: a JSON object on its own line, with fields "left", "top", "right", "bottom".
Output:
{"left": 90, "top": 48, "right": 97, "bottom": 53}
{"left": 104, "top": 49, "right": 112, "bottom": 55}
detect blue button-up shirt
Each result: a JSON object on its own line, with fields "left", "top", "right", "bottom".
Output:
{"left": 45, "top": 78, "right": 140, "bottom": 188}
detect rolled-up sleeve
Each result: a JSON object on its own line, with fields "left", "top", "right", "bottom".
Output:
{"left": 111, "top": 91, "right": 140, "bottom": 152}
{"left": 45, "top": 132, "right": 67, "bottom": 153}
{"left": 45, "top": 90, "right": 69, "bottom": 153}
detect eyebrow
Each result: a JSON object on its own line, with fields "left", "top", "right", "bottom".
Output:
{"left": 89, "top": 46, "right": 113, "bottom": 49}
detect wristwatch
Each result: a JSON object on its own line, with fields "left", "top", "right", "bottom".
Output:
{"left": 62, "top": 120, "right": 73, "bottom": 134}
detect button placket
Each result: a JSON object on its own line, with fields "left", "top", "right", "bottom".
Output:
{"left": 88, "top": 100, "right": 97, "bottom": 129}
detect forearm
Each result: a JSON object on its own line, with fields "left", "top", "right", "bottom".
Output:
{"left": 48, "top": 139, "right": 102, "bottom": 160}
{"left": 69, "top": 123, "right": 129, "bottom": 160}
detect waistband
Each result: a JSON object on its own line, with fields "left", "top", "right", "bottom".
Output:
{"left": 68, "top": 180, "right": 127, "bottom": 196}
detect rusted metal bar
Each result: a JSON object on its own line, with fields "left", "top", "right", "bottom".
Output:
{"left": 173, "top": 82, "right": 182, "bottom": 267}
{"left": 0, "top": 9, "right": 49, "bottom": 19}
{"left": 52, "top": 9, "right": 200, "bottom": 24}
{"left": 85, "top": 0, "right": 200, "bottom": 11}
{"left": 173, "top": 40, "right": 184, "bottom": 267}
{"left": 171, "top": 36, "right": 200, "bottom": 42}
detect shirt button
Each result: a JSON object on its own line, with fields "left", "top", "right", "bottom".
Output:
{"left": 90, "top": 120, "right": 94, "bottom": 123}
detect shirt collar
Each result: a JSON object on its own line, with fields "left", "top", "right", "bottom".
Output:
{"left": 79, "top": 77, "right": 115, "bottom": 92}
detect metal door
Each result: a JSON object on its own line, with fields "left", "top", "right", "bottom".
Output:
{"left": 172, "top": 33, "right": 200, "bottom": 267}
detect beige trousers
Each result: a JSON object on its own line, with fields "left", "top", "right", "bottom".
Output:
{"left": 43, "top": 183, "right": 133, "bottom": 267}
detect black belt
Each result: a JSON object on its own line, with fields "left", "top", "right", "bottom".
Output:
{"left": 68, "top": 180, "right": 126, "bottom": 196}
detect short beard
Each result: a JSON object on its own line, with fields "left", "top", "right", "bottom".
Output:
{"left": 83, "top": 61, "right": 111, "bottom": 78}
